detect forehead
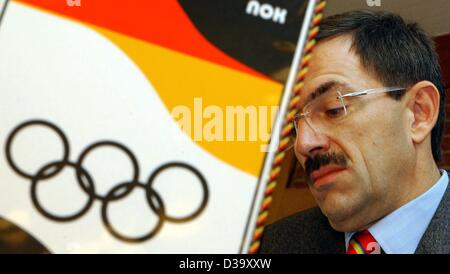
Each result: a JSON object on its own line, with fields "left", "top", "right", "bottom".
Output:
{"left": 300, "top": 35, "right": 382, "bottom": 105}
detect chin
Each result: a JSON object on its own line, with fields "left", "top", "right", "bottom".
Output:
{"left": 316, "top": 193, "right": 364, "bottom": 232}
{"left": 321, "top": 208, "right": 352, "bottom": 231}
{"left": 327, "top": 217, "right": 362, "bottom": 232}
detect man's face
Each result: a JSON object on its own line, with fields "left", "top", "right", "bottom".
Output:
{"left": 295, "top": 35, "right": 415, "bottom": 232}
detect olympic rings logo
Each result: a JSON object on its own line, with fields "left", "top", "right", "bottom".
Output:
{"left": 4, "top": 120, "right": 209, "bottom": 243}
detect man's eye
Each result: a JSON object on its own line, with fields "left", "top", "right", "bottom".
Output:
{"left": 324, "top": 107, "right": 346, "bottom": 118}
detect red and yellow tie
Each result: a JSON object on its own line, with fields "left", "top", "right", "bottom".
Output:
{"left": 347, "top": 230, "right": 382, "bottom": 254}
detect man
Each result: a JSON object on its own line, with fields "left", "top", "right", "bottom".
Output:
{"left": 259, "top": 10, "right": 449, "bottom": 254}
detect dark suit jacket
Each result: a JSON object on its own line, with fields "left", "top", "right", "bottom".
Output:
{"left": 259, "top": 180, "right": 450, "bottom": 254}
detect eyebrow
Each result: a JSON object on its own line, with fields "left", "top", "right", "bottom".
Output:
{"left": 300, "top": 80, "right": 353, "bottom": 109}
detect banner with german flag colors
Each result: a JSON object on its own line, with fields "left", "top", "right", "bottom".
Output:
{"left": 0, "top": 0, "right": 316, "bottom": 253}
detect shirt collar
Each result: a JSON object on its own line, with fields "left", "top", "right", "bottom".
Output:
{"left": 345, "top": 170, "right": 448, "bottom": 254}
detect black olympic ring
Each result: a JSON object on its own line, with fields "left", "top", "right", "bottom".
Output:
{"left": 147, "top": 162, "right": 208, "bottom": 223}
{"left": 4, "top": 120, "right": 209, "bottom": 243}
{"left": 5, "top": 120, "right": 70, "bottom": 180}
{"left": 31, "top": 160, "right": 96, "bottom": 222}
{"left": 76, "top": 141, "right": 140, "bottom": 202}
{"left": 101, "top": 181, "right": 166, "bottom": 243}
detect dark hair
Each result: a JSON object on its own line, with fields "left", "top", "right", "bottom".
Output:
{"left": 316, "top": 10, "right": 445, "bottom": 163}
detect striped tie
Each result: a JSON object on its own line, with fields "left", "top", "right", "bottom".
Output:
{"left": 347, "top": 230, "right": 382, "bottom": 254}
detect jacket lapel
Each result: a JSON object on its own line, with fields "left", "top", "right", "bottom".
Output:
{"left": 415, "top": 176, "right": 450, "bottom": 254}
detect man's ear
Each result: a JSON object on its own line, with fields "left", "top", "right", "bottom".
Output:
{"left": 407, "top": 81, "right": 440, "bottom": 144}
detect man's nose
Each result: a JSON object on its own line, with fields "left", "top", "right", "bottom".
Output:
{"left": 294, "top": 119, "right": 330, "bottom": 159}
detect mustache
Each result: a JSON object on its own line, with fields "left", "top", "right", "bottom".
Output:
{"left": 304, "top": 152, "right": 348, "bottom": 179}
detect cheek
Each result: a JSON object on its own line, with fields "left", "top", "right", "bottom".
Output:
{"left": 349, "top": 107, "right": 412, "bottom": 184}
{"left": 331, "top": 127, "right": 369, "bottom": 175}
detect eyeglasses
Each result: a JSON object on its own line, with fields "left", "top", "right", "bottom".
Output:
{"left": 293, "top": 86, "right": 406, "bottom": 135}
